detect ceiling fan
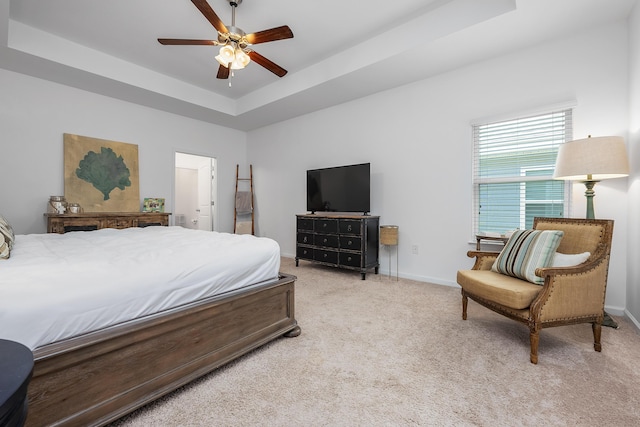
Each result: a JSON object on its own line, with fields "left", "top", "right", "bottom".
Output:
{"left": 158, "top": 0, "right": 293, "bottom": 80}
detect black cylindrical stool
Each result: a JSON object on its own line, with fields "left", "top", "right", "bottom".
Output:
{"left": 0, "top": 339, "right": 34, "bottom": 427}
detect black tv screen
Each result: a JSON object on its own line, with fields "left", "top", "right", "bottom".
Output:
{"left": 307, "top": 163, "right": 370, "bottom": 214}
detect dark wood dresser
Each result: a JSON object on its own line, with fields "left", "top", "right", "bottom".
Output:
{"left": 295, "top": 214, "right": 379, "bottom": 279}
{"left": 45, "top": 212, "right": 170, "bottom": 233}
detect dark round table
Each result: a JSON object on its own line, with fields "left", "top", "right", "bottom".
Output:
{"left": 0, "top": 339, "right": 33, "bottom": 427}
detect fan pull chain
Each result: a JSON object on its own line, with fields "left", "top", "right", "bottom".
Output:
{"left": 229, "top": 69, "right": 235, "bottom": 87}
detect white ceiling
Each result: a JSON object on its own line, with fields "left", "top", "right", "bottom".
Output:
{"left": 1, "top": 0, "right": 636, "bottom": 130}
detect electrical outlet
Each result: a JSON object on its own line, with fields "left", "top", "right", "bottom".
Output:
{"left": 411, "top": 244, "right": 419, "bottom": 255}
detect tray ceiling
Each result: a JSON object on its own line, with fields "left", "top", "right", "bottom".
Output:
{"left": 2, "top": 0, "right": 636, "bottom": 130}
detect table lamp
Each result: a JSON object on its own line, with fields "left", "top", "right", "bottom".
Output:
{"left": 553, "top": 135, "right": 629, "bottom": 219}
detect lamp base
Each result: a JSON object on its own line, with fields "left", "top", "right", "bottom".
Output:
{"left": 582, "top": 180, "right": 599, "bottom": 220}
{"left": 603, "top": 312, "right": 619, "bottom": 329}
{"left": 581, "top": 180, "right": 616, "bottom": 328}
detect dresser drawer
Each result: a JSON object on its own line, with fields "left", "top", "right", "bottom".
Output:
{"left": 315, "top": 219, "right": 338, "bottom": 233}
{"left": 314, "top": 249, "right": 338, "bottom": 264}
{"left": 51, "top": 218, "right": 102, "bottom": 233}
{"left": 106, "top": 218, "right": 135, "bottom": 229}
{"left": 339, "top": 252, "right": 361, "bottom": 268}
{"left": 297, "top": 218, "right": 314, "bottom": 231}
{"left": 297, "top": 232, "right": 314, "bottom": 245}
{"left": 296, "top": 246, "right": 313, "bottom": 260}
{"left": 315, "top": 234, "right": 339, "bottom": 248}
{"left": 138, "top": 217, "right": 168, "bottom": 227}
{"left": 340, "top": 236, "right": 361, "bottom": 251}
{"left": 339, "top": 219, "right": 361, "bottom": 235}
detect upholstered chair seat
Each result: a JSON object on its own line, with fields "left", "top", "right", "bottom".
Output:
{"left": 457, "top": 270, "right": 543, "bottom": 310}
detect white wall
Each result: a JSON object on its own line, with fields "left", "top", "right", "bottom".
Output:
{"left": 0, "top": 68, "right": 247, "bottom": 235}
{"left": 0, "top": 16, "right": 635, "bottom": 318}
{"left": 627, "top": 2, "right": 640, "bottom": 326}
{"left": 248, "top": 21, "right": 631, "bottom": 314}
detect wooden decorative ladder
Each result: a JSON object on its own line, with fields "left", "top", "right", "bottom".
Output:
{"left": 234, "top": 164, "right": 254, "bottom": 235}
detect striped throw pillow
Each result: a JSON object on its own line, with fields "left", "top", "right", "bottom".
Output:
{"left": 0, "top": 215, "right": 14, "bottom": 252}
{"left": 491, "top": 229, "right": 564, "bottom": 285}
{"left": 0, "top": 232, "right": 9, "bottom": 260}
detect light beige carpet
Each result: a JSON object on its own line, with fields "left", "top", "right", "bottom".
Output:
{"left": 111, "top": 257, "right": 640, "bottom": 426}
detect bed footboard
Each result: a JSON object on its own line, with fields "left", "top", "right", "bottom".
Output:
{"left": 26, "top": 274, "right": 299, "bottom": 427}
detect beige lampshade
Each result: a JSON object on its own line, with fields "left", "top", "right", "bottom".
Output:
{"left": 380, "top": 225, "right": 398, "bottom": 246}
{"left": 554, "top": 136, "right": 629, "bottom": 181}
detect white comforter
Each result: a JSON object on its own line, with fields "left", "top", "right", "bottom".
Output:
{"left": 0, "top": 226, "right": 281, "bottom": 350}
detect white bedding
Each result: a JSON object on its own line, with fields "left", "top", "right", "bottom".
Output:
{"left": 0, "top": 226, "right": 281, "bottom": 350}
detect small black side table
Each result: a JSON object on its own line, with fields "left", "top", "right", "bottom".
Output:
{"left": 0, "top": 339, "right": 34, "bottom": 427}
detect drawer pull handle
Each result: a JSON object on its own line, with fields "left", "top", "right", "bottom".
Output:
{"left": 303, "top": 236, "right": 308, "bottom": 243}
{"left": 348, "top": 257, "right": 352, "bottom": 261}
{"left": 324, "top": 253, "right": 328, "bottom": 258}
{"left": 347, "top": 225, "right": 352, "bottom": 231}
{"left": 348, "top": 240, "right": 352, "bottom": 245}
{"left": 323, "top": 238, "right": 328, "bottom": 243}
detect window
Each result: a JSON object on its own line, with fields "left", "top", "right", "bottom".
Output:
{"left": 472, "top": 109, "right": 572, "bottom": 235}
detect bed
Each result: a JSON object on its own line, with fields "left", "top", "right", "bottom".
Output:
{"left": 0, "top": 225, "right": 300, "bottom": 427}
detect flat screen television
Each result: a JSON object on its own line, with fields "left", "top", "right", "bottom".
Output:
{"left": 306, "top": 163, "right": 370, "bottom": 214}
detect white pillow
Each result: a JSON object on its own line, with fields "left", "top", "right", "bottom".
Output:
{"left": 551, "top": 252, "right": 590, "bottom": 267}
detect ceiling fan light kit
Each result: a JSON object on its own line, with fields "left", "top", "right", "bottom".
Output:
{"left": 158, "top": 0, "right": 294, "bottom": 82}
{"left": 215, "top": 42, "right": 250, "bottom": 70}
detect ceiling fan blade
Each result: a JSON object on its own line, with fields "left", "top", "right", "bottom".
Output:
{"left": 191, "top": 0, "right": 228, "bottom": 34}
{"left": 216, "top": 64, "right": 230, "bottom": 79}
{"left": 248, "top": 51, "right": 287, "bottom": 77}
{"left": 158, "top": 38, "right": 218, "bottom": 46}
{"left": 245, "top": 25, "right": 294, "bottom": 45}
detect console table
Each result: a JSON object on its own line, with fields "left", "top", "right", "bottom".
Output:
{"left": 295, "top": 214, "right": 379, "bottom": 280}
{"left": 45, "top": 212, "right": 171, "bottom": 234}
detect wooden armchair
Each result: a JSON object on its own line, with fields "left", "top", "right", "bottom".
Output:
{"left": 457, "top": 217, "right": 614, "bottom": 364}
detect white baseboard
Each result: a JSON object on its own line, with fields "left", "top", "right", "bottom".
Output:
{"left": 604, "top": 305, "right": 625, "bottom": 316}
{"left": 625, "top": 309, "right": 640, "bottom": 331}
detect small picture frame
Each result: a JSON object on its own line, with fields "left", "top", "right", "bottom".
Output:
{"left": 143, "top": 198, "right": 165, "bottom": 213}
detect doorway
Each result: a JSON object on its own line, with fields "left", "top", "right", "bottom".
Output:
{"left": 174, "top": 152, "right": 217, "bottom": 231}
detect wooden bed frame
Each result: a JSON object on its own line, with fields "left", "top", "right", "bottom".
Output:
{"left": 25, "top": 273, "right": 300, "bottom": 427}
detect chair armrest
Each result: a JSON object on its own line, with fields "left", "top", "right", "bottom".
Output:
{"left": 534, "top": 242, "right": 609, "bottom": 278}
{"left": 531, "top": 245, "right": 610, "bottom": 321}
{"left": 466, "top": 250, "right": 500, "bottom": 271}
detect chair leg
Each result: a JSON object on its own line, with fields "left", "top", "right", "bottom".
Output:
{"left": 592, "top": 322, "right": 602, "bottom": 352}
{"left": 462, "top": 292, "right": 468, "bottom": 320}
{"left": 529, "top": 328, "right": 539, "bottom": 364}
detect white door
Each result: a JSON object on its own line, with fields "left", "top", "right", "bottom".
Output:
{"left": 197, "top": 160, "right": 212, "bottom": 231}
{"left": 175, "top": 168, "right": 198, "bottom": 229}
{"left": 175, "top": 153, "right": 216, "bottom": 231}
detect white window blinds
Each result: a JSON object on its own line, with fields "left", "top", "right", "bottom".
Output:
{"left": 472, "top": 109, "right": 572, "bottom": 235}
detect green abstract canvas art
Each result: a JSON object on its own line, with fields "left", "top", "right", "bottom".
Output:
{"left": 64, "top": 134, "right": 140, "bottom": 212}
